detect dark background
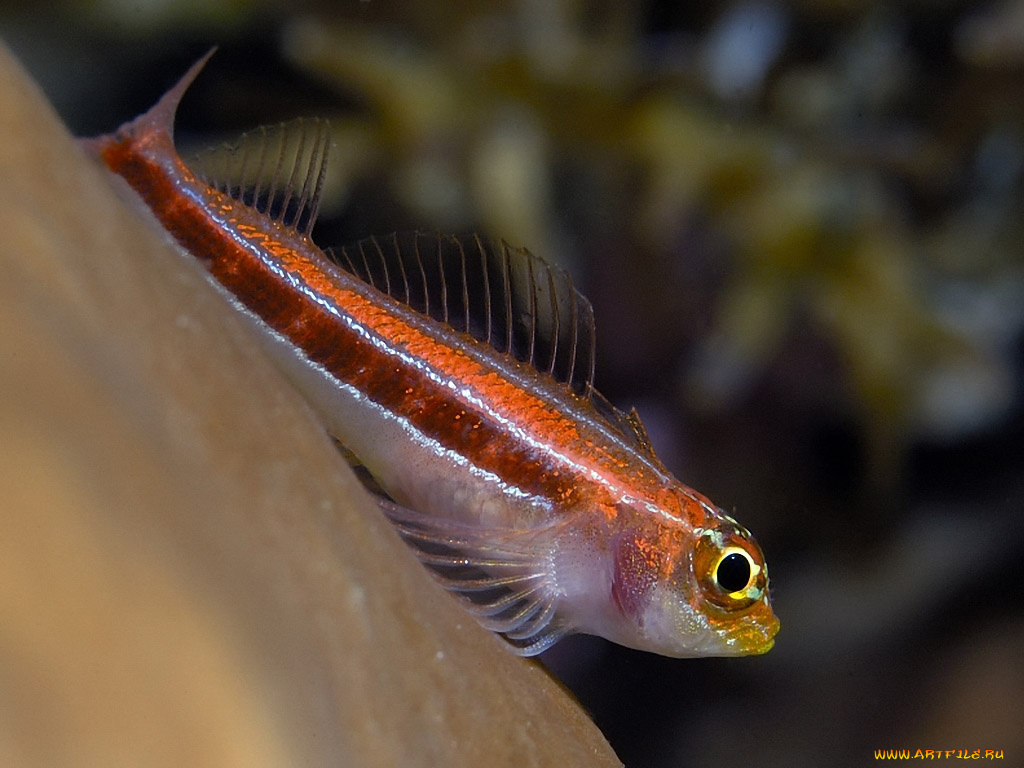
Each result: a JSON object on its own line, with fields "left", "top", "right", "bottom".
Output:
{"left": 7, "top": 1, "right": 1022, "bottom": 764}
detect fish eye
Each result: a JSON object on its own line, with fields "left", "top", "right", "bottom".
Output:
{"left": 694, "top": 530, "right": 767, "bottom": 611}
{"left": 715, "top": 549, "right": 753, "bottom": 593}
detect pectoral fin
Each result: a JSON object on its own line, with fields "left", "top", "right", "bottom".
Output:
{"left": 375, "top": 498, "right": 570, "bottom": 656}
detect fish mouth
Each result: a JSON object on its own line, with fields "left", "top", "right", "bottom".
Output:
{"left": 747, "top": 631, "right": 777, "bottom": 655}
{"left": 749, "top": 612, "right": 781, "bottom": 654}
{"left": 728, "top": 605, "right": 780, "bottom": 656}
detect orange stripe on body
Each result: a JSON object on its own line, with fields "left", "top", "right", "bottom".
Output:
{"left": 96, "top": 131, "right": 696, "bottom": 525}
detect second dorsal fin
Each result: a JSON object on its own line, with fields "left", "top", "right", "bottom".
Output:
{"left": 188, "top": 119, "right": 331, "bottom": 236}
{"left": 327, "top": 232, "right": 597, "bottom": 395}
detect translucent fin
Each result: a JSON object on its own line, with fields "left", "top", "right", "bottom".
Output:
{"left": 375, "top": 497, "right": 570, "bottom": 656}
{"left": 622, "top": 406, "right": 660, "bottom": 460}
{"left": 188, "top": 119, "right": 331, "bottom": 236}
{"left": 326, "top": 232, "right": 596, "bottom": 395}
{"left": 80, "top": 47, "right": 217, "bottom": 155}
{"left": 588, "top": 391, "right": 663, "bottom": 464}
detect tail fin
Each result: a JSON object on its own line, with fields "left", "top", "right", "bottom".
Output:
{"left": 80, "top": 47, "right": 217, "bottom": 152}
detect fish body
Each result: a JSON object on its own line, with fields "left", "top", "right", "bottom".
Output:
{"left": 83, "top": 51, "right": 778, "bottom": 657}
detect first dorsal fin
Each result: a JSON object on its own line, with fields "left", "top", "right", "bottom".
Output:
{"left": 624, "top": 407, "right": 656, "bottom": 455}
{"left": 327, "top": 232, "right": 597, "bottom": 395}
{"left": 586, "top": 390, "right": 662, "bottom": 461}
{"left": 187, "top": 119, "right": 331, "bottom": 236}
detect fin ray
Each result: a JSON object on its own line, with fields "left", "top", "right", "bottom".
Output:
{"left": 504, "top": 598, "right": 558, "bottom": 641}
{"left": 374, "top": 497, "right": 570, "bottom": 656}
{"left": 326, "top": 232, "right": 660, "bottom": 450}
{"left": 327, "top": 232, "right": 597, "bottom": 395}
{"left": 476, "top": 591, "right": 547, "bottom": 632}
{"left": 431, "top": 572, "right": 546, "bottom": 592}
{"left": 188, "top": 119, "right": 331, "bottom": 236}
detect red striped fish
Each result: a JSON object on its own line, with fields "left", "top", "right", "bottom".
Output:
{"left": 82, "top": 51, "right": 778, "bottom": 657}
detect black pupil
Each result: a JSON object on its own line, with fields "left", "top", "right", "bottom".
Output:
{"left": 717, "top": 552, "right": 751, "bottom": 593}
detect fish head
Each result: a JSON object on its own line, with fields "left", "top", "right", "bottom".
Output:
{"left": 606, "top": 498, "right": 779, "bottom": 657}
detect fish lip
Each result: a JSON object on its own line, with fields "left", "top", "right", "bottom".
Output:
{"left": 750, "top": 625, "right": 778, "bottom": 655}
{"left": 748, "top": 639, "right": 775, "bottom": 655}
{"left": 751, "top": 613, "right": 781, "bottom": 654}
{"left": 728, "top": 604, "right": 780, "bottom": 656}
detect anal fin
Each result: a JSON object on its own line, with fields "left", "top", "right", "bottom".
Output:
{"left": 375, "top": 498, "right": 570, "bottom": 656}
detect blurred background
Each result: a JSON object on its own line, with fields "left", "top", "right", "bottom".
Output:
{"left": 4, "top": 1, "right": 1022, "bottom": 764}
